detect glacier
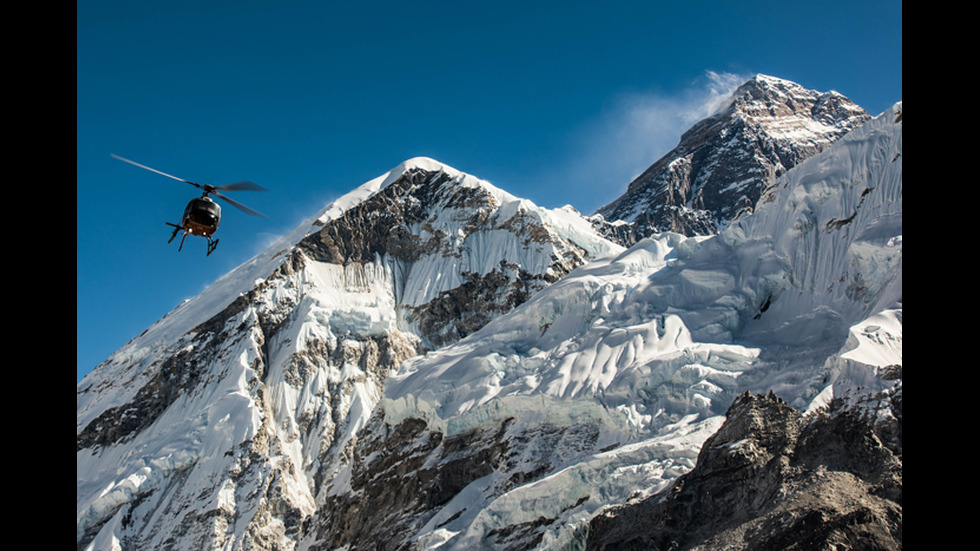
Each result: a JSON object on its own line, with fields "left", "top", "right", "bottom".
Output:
{"left": 372, "top": 103, "right": 902, "bottom": 549}
{"left": 385, "top": 102, "right": 901, "bottom": 428}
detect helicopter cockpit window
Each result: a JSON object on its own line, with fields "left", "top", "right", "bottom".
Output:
{"left": 186, "top": 200, "right": 221, "bottom": 226}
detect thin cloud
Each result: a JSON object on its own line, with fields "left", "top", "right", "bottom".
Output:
{"left": 550, "top": 71, "right": 752, "bottom": 214}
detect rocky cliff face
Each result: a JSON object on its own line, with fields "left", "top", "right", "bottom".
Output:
{"left": 294, "top": 164, "right": 614, "bottom": 347}
{"left": 306, "top": 411, "right": 609, "bottom": 550}
{"left": 586, "top": 387, "right": 902, "bottom": 550}
{"left": 593, "top": 74, "right": 870, "bottom": 243}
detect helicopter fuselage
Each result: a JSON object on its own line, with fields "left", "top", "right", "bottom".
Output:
{"left": 181, "top": 196, "right": 222, "bottom": 237}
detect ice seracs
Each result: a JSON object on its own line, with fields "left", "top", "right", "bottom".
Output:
{"left": 365, "top": 102, "right": 901, "bottom": 548}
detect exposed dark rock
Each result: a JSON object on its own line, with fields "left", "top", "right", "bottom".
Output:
{"left": 595, "top": 75, "right": 870, "bottom": 245}
{"left": 585, "top": 390, "right": 902, "bottom": 550}
{"left": 298, "top": 168, "right": 490, "bottom": 265}
{"left": 309, "top": 414, "right": 511, "bottom": 551}
{"left": 406, "top": 262, "right": 556, "bottom": 347}
{"left": 307, "top": 413, "right": 605, "bottom": 550}
{"left": 296, "top": 164, "right": 593, "bottom": 347}
{"left": 76, "top": 339, "right": 213, "bottom": 451}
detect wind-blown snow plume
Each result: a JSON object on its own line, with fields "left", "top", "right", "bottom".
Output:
{"left": 543, "top": 71, "right": 752, "bottom": 214}
{"left": 593, "top": 74, "right": 871, "bottom": 240}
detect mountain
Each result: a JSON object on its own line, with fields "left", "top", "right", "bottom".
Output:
{"left": 77, "top": 79, "right": 901, "bottom": 550}
{"left": 592, "top": 74, "right": 871, "bottom": 244}
{"left": 77, "top": 156, "right": 622, "bottom": 549}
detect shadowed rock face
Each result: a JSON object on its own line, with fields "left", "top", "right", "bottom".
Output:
{"left": 308, "top": 412, "right": 604, "bottom": 551}
{"left": 594, "top": 75, "right": 870, "bottom": 243}
{"left": 297, "top": 165, "right": 593, "bottom": 347}
{"left": 585, "top": 390, "right": 903, "bottom": 551}
{"left": 299, "top": 168, "right": 474, "bottom": 265}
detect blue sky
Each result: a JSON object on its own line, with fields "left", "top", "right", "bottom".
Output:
{"left": 77, "top": 0, "right": 902, "bottom": 381}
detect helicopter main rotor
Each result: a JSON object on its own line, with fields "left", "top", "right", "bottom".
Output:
{"left": 111, "top": 154, "right": 267, "bottom": 217}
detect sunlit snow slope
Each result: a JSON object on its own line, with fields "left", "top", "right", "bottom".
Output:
{"left": 387, "top": 103, "right": 901, "bottom": 426}
{"left": 370, "top": 103, "right": 901, "bottom": 549}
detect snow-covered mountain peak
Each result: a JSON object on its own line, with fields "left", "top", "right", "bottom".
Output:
{"left": 77, "top": 154, "right": 628, "bottom": 550}
{"left": 391, "top": 155, "right": 459, "bottom": 175}
{"left": 593, "top": 75, "right": 871, "bottom": 241}
{"left": 311, "top": 156, "right": 463, "bottom": 227}
{"left": 725, "top": 73, "right": 868, "bottom": 139}
{"left": 311, "top": 156, "right": 540, "bottom": 234}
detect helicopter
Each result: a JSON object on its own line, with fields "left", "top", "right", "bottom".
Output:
{"left": 112, "top": 154, "right": 267, "bottom": 256}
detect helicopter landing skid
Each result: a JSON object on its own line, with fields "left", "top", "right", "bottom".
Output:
{"left": 167, "top": 223, "right": 181, "bottom": 244}
{"left": 166, "top": 222, "right": 218, "bottom": 255}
